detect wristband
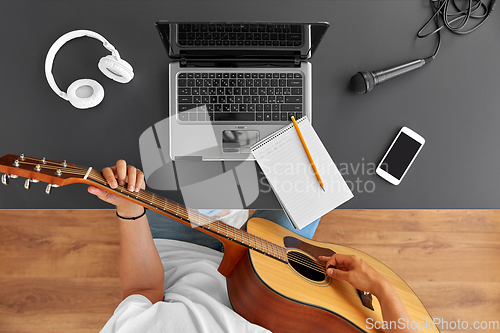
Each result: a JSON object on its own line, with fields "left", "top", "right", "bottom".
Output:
{"left": 116, "top": 207, "right": 147, "bottom": 220}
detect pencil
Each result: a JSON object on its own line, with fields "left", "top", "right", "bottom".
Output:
{"left": 290, "top": 116, "right": 325, "bottom": 192}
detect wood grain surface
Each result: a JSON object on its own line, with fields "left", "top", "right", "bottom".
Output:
{"left": 0, "top": 209, "right": 499, "bottom": 333}
{"left": 0, "top": 210, "right": 121, "bottom": 333}
{"left": 313, "top": 210, "right": 500, "bottom": 333}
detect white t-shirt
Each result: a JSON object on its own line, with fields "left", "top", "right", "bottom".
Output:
{"left": 100, "top": 239, "right": 271, "bottom": 333}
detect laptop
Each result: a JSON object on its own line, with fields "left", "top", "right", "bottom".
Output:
{"left": 155, "top": 21, "right": 329, "bottom": 161}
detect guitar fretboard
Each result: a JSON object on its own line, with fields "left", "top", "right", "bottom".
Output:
{"left": 88, "top": 169, "right": 288, "bottom": 263}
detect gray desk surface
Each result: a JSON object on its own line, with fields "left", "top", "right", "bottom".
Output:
{"left": 1, "top": 0, "right": 499, "bottom": 209}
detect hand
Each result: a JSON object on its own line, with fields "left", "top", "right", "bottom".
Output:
{"left": 87, "top": 160, "right": 146, "bottom": 218}
{"left": 318, "top": 254, "right": 390, "bottom": 297}
{"left": 320, "top": 254, "right": 419, "bottom": 332}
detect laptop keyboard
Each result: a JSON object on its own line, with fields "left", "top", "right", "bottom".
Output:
{"left": 177, "top": 23, "right": 303, "bottom": 47}
{"left": 177, "top": 72, "right": 304, "bottom": 122}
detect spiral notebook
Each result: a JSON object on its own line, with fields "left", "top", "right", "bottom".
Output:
{"left": 251, "top": 116, "right": 353, "bottom": 229}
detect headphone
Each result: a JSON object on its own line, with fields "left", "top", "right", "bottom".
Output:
{"left": 45, "top": 30, "right": 134, "bottom": 109}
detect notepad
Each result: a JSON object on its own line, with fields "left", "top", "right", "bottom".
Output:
{"left": 251, "top": 116, "right": 353, "bottom": 229}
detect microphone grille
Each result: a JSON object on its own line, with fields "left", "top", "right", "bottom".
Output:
{"left": 349, "top": 71, "right": 374, "bottom": 94}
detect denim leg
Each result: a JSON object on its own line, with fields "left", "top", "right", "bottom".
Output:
{"left": 147, "top": 209, "right": 223, "bottom": 252}
{"left": 249, "top": 210, "right": 320, "bottom": 240}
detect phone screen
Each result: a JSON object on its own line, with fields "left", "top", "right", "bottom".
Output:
{"left": 379, "top": 132, "right": 423, "bottom": 180}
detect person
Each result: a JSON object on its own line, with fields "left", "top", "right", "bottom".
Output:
{"left": 88, "top": 160, "right": 419, "bottom": 333}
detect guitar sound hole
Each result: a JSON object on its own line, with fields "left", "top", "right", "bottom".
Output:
{"left": 287, "top": 250, "right": 325, "bottom": 282}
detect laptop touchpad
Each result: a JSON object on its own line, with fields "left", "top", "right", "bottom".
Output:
{"left": 222, "top": 130, "right": 259, "bottom": 153}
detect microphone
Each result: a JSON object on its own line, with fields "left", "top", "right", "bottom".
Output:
{"left": 350, "top": 58, "right": 430, "bottom": 94}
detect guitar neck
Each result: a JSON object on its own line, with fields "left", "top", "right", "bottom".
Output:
{"left": 86, "top": 169, "right": 288, "bottom": 263}
{"left": 0, "top": 154, "right": 287, "bottom": 264}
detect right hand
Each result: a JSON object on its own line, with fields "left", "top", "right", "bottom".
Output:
{"left": 318, "top": 254, "right": 390, "bottom": 297}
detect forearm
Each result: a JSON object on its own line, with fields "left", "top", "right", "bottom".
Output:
{"left": 87, "top": 161, "right": 164, "bottom": 303}
{"left": 374, "top": 280, "right": 420, "bottom": 333}
{"left": 118, "top": 208, "right": 164, "bottom": 303}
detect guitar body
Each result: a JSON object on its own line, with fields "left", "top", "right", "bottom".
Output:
{"left": 227, "top": 217, "right": 439, "bottom": 333}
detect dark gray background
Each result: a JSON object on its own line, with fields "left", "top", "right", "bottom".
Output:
{"left": 1, "top": 0, "right": 499, "bottom": 209}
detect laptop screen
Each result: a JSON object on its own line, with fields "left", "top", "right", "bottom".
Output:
{"left": 155, "top": 21, "right": 329, "bottom": 63}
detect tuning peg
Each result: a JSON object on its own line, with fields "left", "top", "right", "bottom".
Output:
{"left": 2, "top": 174, "right": 19, "bottom": 185}
{"left": 24, "top": 178, "right": 39, "bottom": 190}
{"left": 45, "top": 184, "right": 59, "bottom": 194}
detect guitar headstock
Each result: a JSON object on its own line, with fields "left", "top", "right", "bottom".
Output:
{"left": 0, "top": 154, "right": 90, "bottom": 194}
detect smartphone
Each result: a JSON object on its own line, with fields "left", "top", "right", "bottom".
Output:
{"left": 376, "top": 127, "right": 425, "bottom": 185}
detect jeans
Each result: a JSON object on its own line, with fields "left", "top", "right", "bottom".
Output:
{"left": 147, "top": 209, "right": 320, "bottom": 252}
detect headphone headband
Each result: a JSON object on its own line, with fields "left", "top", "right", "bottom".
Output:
{"left": 44, "top": 30, "right": 121, "bottom": 100}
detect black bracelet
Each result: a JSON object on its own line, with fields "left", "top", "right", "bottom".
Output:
{"left": 116, "top": 207, "right": 147, "bottom": 220}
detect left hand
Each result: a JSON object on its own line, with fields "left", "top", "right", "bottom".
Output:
{"left": 87, "top": 160, "right": 145, "bottom": 217}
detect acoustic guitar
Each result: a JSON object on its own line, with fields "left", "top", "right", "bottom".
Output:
{"left": 0, "top": 154, "right": 439, "bottom": 333}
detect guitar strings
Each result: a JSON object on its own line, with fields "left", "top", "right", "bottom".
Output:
{"left": 15, "top": 157, "right": 330, "bottom": 273}
{"left": 15, "top": 159, "right": 223, "bottom": 228}
{"left": 43, "top": 168, "right": 324, "bottom": 271}
{"left": 14, "top": 160, "right": 89, "bottom": 175}
{"left": 85, "top": 169, "right": 292, "bottom": 263}
{"left": 287, "top": 253, "right": 327, "bottom": 274}
{"left": 16, "top": 158, "right": 325, "bottom": 271}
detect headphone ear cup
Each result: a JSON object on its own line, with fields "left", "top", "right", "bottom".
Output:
{"left": 66, "top": 79, "right": 104, "bottom": 109}
{"left": 98, "top": 55, "right": 134, "bottom": 83}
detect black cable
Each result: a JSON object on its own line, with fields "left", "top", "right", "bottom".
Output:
{"left": 418, "top": 0, "right": 497, "bottom": 60}
{"left": 423, "top": 29, "right": 441, "bottom": 63}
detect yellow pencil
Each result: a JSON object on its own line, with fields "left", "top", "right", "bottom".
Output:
{"left": 290, "top": 116, "right": 325, "bottom": 192}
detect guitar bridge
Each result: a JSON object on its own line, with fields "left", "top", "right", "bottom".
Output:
{"left": 357, "top": 289, "right": 374, "bottom": 311}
